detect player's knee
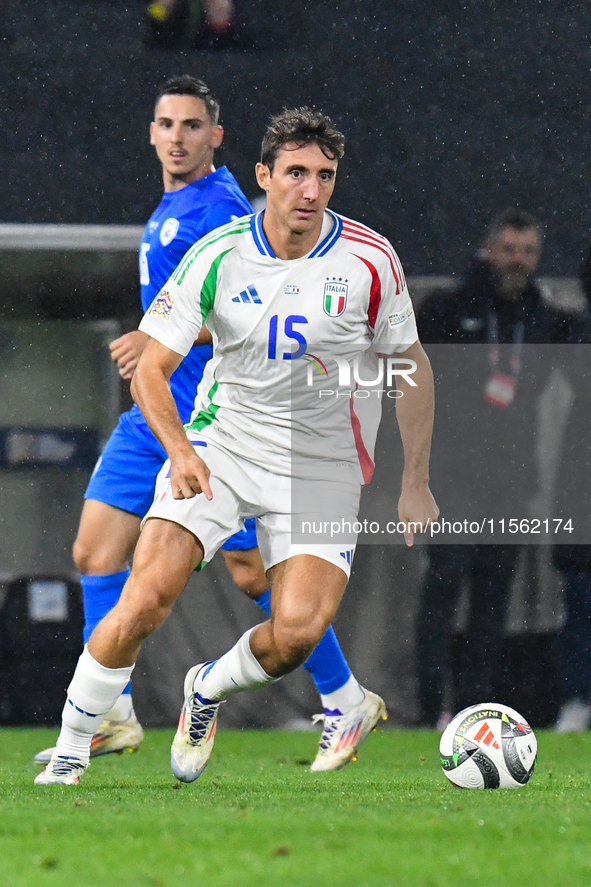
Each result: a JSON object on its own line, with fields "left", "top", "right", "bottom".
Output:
{"left": 119, "top": 580, "right": 176, "bottom": 640}
{"left": 72, "top": 535, "right": 96, "bottom": 575}
{"left": 72, "top": 534, "right": 126, "bottom": 576}
{"left": 272, "top": 615, "right": 328, "bottom": 670}
{"left": 234, "top": 566, "right": 267, "bottom": 597}
{"left": 224, "top": 553, "right": 268, "bottom": 597}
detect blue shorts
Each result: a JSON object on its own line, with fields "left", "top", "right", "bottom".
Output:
{"left": 85, "top": 410, "right": 258, "bottom": 551}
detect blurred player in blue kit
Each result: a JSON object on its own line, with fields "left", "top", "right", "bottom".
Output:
{"left": 35, "top": 76, "right": 379, "bottom": 772}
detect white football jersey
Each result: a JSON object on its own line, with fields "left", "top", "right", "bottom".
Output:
{"left": 140, "top": 210, "right": 418, "bottom": 481}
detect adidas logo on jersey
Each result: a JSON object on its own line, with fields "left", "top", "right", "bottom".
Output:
{"left": 232, "top": 285, "right": 262, "bottom": 304}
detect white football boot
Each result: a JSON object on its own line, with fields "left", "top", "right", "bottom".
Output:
{"left": 34, "top": 755, "right": 88, "bottom": 786}
{"left": 170, "top": 664, "right": 222, "bottom": 783}
{"left": 311, "top": 688, "right": 388, "bottom": 771}
{"left": 34, "top": 713, "right": 144, "bottom": 764}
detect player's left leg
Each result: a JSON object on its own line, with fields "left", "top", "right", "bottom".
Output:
{"left": 221, "top": 539, "right": 366, "bottom": 720}
{"left": 258, "top": 555, "right": 386, "bottom": 772}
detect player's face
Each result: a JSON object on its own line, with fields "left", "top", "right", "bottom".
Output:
{"left": 255, "top": 142, "right": 337, "bottom": 254}
{"left": 484, "top": 226, "right": 541, "bottom": 298}
{"left": 150, "top": 95, "right": 223, "bottom": 190}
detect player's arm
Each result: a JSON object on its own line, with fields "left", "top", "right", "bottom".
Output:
{"left": 394, "top": 339, "right": 439, "bottom": 546}
{"left": 109, "top": 330, "right": 150, "bottom": 380}
{"left": 131, "top": 337, "right": 212, "bottom": 500}
{"left": 109, "top": 325, "right": 212, "bottom": 380}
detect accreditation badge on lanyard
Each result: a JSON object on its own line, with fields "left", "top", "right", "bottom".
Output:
{"left": 484, "top": 313, "right": 525, "bottom": 408}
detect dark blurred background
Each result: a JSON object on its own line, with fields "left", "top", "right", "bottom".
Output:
{"left": 1, "top": 0, "right": 590, "bottom": 277}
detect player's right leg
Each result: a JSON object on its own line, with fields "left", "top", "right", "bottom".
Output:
{"left": 35, "top": 517, "right": 203, "bottom": 785}
{"left": 34, "top": 500, "right": 143, "bottom": 768}
{"left": 71, "top": 500, "right": 144, "bottom": 752}
{"left": 34, "top": 412, "right": 165, "bottom": 765}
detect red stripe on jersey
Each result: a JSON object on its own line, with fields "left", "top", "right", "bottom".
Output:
{"left": 349, "top": 396, "right": 375, "bottom": 484}
{"left": 343, "top": 217, "right": 400, "bottom": 263}
{"left": 345, "top": 224, "right": 406, "bottom": 291}
{"left": 343, "top": 232, "right": 402, "bottom": 293}
{"left": 343, "top": 218, "right": 393, "bottom": 253}
{"left": 342, "top": 220, "right": 406, "bottom": 292}
{"left": 353, "top": 254, "right": 382, "bottom": 330}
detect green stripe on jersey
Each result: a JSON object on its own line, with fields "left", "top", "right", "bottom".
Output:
{"left": 199, "top": 248, "right": 233, "bottom": 323}
{"left": 173, "top": 217, "right": 251, "bottom": 285}
{"left": 187, "top": 379, "right": 220, "bottom": 431}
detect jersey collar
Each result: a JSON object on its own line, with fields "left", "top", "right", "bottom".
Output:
{"left": 250, "top": 210, "right": 343, "bottom": 259}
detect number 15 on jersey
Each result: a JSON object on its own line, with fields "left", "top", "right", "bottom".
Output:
{"left": 267, "top": 315, "right": 309, "bottom": 360}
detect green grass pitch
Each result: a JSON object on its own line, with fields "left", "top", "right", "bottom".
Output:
{"left": 2, "top": 727, "right": 591, "bottom": 887}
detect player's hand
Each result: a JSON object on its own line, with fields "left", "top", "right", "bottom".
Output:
{"left": 170, "top": 450, "right": 213, "bottom": 501}
{"left": 109, "top": 330, "right": 150, "bottom": 380}
{"left": 398, "top": 483, "right": 439, "bottom": 547}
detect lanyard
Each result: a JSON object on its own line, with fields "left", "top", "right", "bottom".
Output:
{"left": 487, "top": 312, "right": 525, "bottom": 376}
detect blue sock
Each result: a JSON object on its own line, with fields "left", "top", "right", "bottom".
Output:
{"left": 254, "top": 589, "right": 352, "bottom": 694}
{"left": 81, "top": 570, "right": 132, "bottom": 695}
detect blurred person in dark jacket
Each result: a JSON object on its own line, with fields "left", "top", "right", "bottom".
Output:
{"left": 415, "top": 209, "right": 577, "bottom": 728}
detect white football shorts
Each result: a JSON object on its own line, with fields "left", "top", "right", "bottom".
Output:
{"left": 144, "top": 433, "right": 361, "bottom": 578}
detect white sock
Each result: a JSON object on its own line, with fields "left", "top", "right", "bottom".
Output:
{"left": 320, "top": 675, "right": 365, "bottom": 714}
{"left": 55, "top": 646, "right": 135, "bottom": 764}
{"left": 106, "top": 693, "right": 134, "bottom": 722}
{"left": 194, "top": 628, "right": 279, "bottom": 701}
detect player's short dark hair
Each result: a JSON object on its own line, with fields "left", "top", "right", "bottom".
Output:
{"left": 154, "top": 75, "right": 220, "bottom": 125}
{"left": 485, "top": 209, "right": 542, "bottom": 241}
{"left": 260, "top": 107, "right": 345, "bottom": 172}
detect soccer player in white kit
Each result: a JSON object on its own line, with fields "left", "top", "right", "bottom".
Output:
{"left": 36, "top": 107, "right": 438, "bottom": 786}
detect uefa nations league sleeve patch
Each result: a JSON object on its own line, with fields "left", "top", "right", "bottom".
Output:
{"left": 148, "top": 290, "right": 174, "bottom": 321}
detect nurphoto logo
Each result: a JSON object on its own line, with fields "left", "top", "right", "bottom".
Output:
{"left": 303, "top": 353, "right": 418, "bottom": 399}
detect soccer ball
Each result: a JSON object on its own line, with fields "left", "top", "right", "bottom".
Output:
{"left": 439, "top": 703, "right": 537, "bottom": 789}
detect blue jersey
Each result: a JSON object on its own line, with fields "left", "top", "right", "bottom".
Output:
{"left": 136, "top": 166, "right": 252, "bottom": 423}
{"left": 86, "top": 164, "right": 258, "bottom": 549}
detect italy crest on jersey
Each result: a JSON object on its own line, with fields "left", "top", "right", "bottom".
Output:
{"left": 323, "top": 277, "right": 348, "bottom": 317}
